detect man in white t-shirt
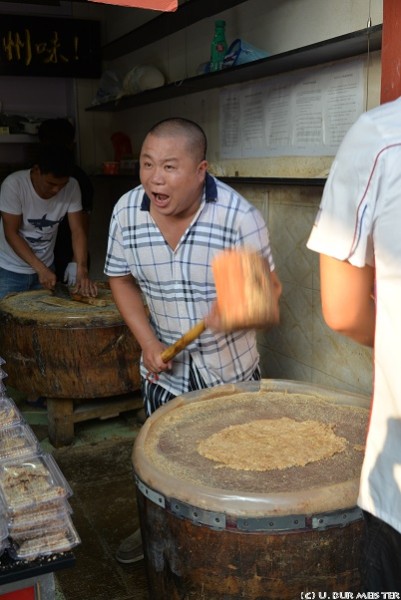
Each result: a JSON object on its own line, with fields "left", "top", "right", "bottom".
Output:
{"left": 307, "top": 96, "right": 401, "bottom": 591}
{"left": 0, "top": 143, "right": 97, "bottom": 299}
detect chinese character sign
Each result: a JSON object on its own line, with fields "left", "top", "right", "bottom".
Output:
{"left": 0, "top": 16, "right": 101, "bottom": 78}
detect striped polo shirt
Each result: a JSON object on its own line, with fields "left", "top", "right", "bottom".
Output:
{"left": 105, "top": 173, "right": 275, "bottom": 397}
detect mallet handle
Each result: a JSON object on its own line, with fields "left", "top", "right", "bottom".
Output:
{"left": 161, "top": 320, "right": 206, "bottom": 363}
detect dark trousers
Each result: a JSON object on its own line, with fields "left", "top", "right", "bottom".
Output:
{"left": 360, "top": 510, "right": 401, "bottom": 591}
{"left": 142, "top": 362, "right": 261, "bottom": 417}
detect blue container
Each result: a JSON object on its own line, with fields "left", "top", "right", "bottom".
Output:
{"left": 223, "top": 38, "right": 270, "bottom": 68}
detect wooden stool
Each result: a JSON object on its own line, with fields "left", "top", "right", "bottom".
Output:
{"left": 47, "top": 392, "right": 143, "bottom": 447}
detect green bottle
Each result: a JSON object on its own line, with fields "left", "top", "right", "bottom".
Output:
{"left": 210, "top": 20, "right": 227, "bottom": 72}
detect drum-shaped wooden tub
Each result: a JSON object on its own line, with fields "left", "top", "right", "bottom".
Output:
{"left": 0, "top": 289, "right": 141, "bottom": 398}
{"left": 132, "top": 379, "right": 370, "bottom": 599}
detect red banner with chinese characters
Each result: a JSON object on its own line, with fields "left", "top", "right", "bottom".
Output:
{"left": 88, "top": 0, "right": 177, "bottom": 9}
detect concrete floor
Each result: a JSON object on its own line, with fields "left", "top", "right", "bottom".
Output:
{"left": 8, "top": 391, "right": 150, "bottom": 600}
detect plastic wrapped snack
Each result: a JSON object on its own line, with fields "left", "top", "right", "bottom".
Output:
{"left": 8, "top": 498, "right": 73, "bottom": 534}
{"left": 0, "top": 512, "right": 8, "bottom": 557}
{"left": 0, "top": 396, "right": 22, "bottom": 428}
{"left": 0, "top": 357, "right": 7, "bottom": 396}
{"left": 8, "top": 514, "right": 80, "bottom": 561}
{"left": 0, "top": 453, "right": 72, "bottom": 511}
{"left": 0, "top": 422, "right": 40, "bottom": 461}
{"left": 0, "top": 535, "right": 9, "bottom": 558}
{"left": 11, "top": 510, "right": 76, "bottom": 541}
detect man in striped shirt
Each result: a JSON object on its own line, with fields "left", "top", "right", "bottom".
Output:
{"left": 104, "top": 117, "right": 282, "bottom": 564}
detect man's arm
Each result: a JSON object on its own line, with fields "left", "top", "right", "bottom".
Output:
{"left": 319, "top": 254, "right": 375, "bottom": 347}
{"left": 1, "top": 211, "right": 56, "bottom": 289}
{"left": 68, "top": 211, "right": 97, "bottom": 296}
{"left": 109, "top": 274, "right": 172, "bottom": 374}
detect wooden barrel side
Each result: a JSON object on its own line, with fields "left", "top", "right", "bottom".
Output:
{"left": 0, "top": 316, "right": 141, "bottom": 398}
{"left": 138, "top": 491, "right": 363, "bottom": 599}
{"left": 133, "top": 381, "right": 370, "bottom": 598}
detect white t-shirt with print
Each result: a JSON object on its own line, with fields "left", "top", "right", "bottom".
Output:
{"left": 0, "top": 169, "right": 82, "bottom": 274}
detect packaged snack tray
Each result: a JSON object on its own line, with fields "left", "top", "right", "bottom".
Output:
{"left": 0, "top": 536, "right": 9, "bottom": 558}
{"left": 0, "top": 396, "right": 21, "bottom": 428}
{"left": 0, "top": 513, "right": 8, "bottom": 540}
{"left": 0, "top": 422, "right": 40, "bottom": 461}
{"left": 0, "top": 359, "right": 8, "bottom": 396}
{"left": 8, "top": 516, "right": 80, "bottom": 561}
{"left": 0, "top": 452, "right": 72, "bottom": 511}
{"left": 11, "top": 511, "right": 76, "bottom": 541}
{"left": 0, "top": 511, "right": 8, "bottom": 557}
{"left": 7, "top": 498, "right": 73, "bottom": 533}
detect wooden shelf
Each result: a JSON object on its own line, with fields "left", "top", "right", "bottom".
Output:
{"left": 91, "top": 174, "right": 325, "bottom": 187}
{"left": 101, "top": 0, "right": 248, "bottom": 61}
{"left": 221, "top": 177, "right": 327, "bottom": 187}
{"left": 86, "top": 24, "right": 382, "bottom": 113}
{"left": 0, "top": 134, "right": 37, "bottom": 143}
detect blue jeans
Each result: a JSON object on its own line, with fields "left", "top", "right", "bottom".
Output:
{"left": 360, "top": 510, "right": 401, "bottom": 591}
{"left": 0, "top": 266, "right": 43, "bottom": 300}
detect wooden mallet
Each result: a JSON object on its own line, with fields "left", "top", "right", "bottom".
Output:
{"left": 161, "top": 248, "right": 274, "bottom": 363}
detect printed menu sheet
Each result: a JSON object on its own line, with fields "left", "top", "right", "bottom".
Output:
{"left": 220, "top": 58, "right": 365, "bottom": 158}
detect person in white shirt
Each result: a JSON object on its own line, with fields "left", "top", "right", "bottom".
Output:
{"left": 38, "top": 118, "right": 94, "bottom": 287}
{"left": 307, "top": 96, "right": 401, "bottom": 591}
{"left": 0, "top": 143, "right": 96, "bottom": 299}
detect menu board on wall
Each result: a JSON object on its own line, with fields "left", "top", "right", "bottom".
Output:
{"left": 0, "top": 15, "right": 101, "bottom": 78}
{"left": 219, "top": 58, "right": 365, "bottom": 158}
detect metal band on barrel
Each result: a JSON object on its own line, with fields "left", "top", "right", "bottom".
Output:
{"left": 134, "top": 475, "right": 362, "bottom": 532}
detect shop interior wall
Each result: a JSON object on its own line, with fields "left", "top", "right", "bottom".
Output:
{"left": 78, "top": 0, "right": 378, "bottom": 398}
{"left": 0, "top": 0, "right": 380, "bottom": 397}
{"left": 73, "top": 0, "right": 383, "bottom": 174}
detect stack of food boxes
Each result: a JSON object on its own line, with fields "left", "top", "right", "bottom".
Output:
{"left": 0, "top": 358, "right": 80, "bottom": 562}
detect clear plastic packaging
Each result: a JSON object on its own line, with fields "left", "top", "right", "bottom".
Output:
{"left": 0, "top": 360, "right": 8, "bottom": 395}
{"left": 0, "top": 453, "right": 72, "bottom": 511}
{"left": 0, "top": 513, "right": 8, "bottom": 540}
{"left": 0, "top": 488, "right": 6, "bottom": 515}
{"left": 0, "top": 535, "right": 9, "bottom": 557}
{"left": 0, "top": 422, "right": 40, "bottom": 461}
{"left": 0, "top": 510, "right": 8, "bottom": 557}
{"left": 8, "top": 516, "right": 80, "bottom": 561}
{"left": 0, "top": 396, "right": 22, "bottom": 428}
{"left": 7, "top": 498, "right": 73, "bottom": 533}
{"left": 11, "top": 511, "right": 76, "bottom": 540}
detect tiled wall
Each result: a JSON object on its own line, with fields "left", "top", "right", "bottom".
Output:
{"left": 232, "top": 183, "right": 373, "bottom": 399}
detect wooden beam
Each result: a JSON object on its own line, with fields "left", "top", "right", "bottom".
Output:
{"left": 381, "top": 0, "right": 401, "bottom": 103}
